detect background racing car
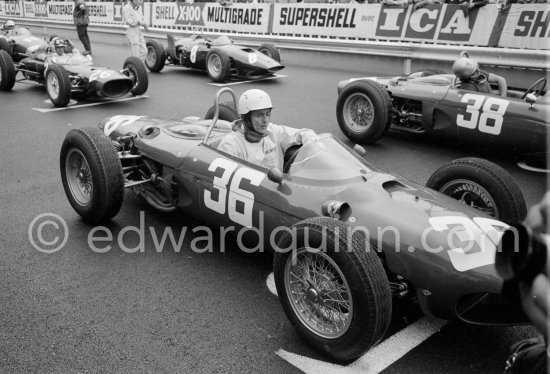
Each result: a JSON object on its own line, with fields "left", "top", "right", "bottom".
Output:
{"left": 145, "top": 30, "right": 284, "bottom": 82}
{"left": 60, "top": 88, "right": 528, "bottom": 362}
{"left": 336, "top": 71, "right": 549, "bottom": 161}
{"left": 0, "top": 20, "right": 48, "bottom": 62}
{"left": 0, "top": 38, "right": 148, "bottom": 107}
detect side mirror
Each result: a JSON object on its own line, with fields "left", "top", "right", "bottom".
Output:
{"left": 525, "top": 93, "right": 537, "bottom": 105}
{"left": 268, "top": 167, "right": 283, "bottom": 184}
{"left": 353, "top": 144, "right": 366, "bottom": 157}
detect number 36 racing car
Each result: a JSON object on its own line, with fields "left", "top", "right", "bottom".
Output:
{"left": 0, "top": 38, "right": 148, "bottom": 107}
{"left": 336, "top": 72, "right": 549, "bottom": 160}
{"left": 60, "top": 88, "right": 528, "bottom": 362}
{"left": 145, "top": 30, "right": 284, "bottom": 82}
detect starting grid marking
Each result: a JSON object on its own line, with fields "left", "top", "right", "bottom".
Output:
{"left": 32, "top": 95, "right": 149, "bottom": 113}
{"left": 206, "top": 74, "right": 287, "bottom": 87}
{"left": 266, "top": 273, "right": 448, "bottom": 374}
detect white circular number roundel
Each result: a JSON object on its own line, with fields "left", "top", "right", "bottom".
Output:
{"left": 248, "top": 53, "right": 258, "bottom": 64}
{"left": 204, "top": 158, "right": 265, "bottom": 228}
{"left": 190, "top": 45, "right": 199, "bottom": 64}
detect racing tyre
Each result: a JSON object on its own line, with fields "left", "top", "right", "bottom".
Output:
{"left": 427, "top": 157, "right": 527, "bottom": 224}
{"left": 0, "top": 38, "right": 9, "bottom": 52}
{"left": 206, "top": 49, "right": 230, "bottom": 82}
{"left": 258, "top": 43, "right": 281, "bottom": 62}
{"left": 336, "top": 80, "right": 392, "bottom": 144}
{"left": 60, "top": 127, "right": 124, "bottom": 224}
{"left": 124, "top": 56, "right": 149, "bottom": 96}
{"left": 0, "top": 50, "right": 16, "bottom": 91}
{"left": 273, "top": 217, "right": 392, "bottom": 362}
{"left": 45, "top": 64, "right": 71, "bottom": 107}
{"left": 145, "top": 40, "right": 166, "bottom": 72}
{"left": 204, "top": 102, "right": 239, "bottom": 121}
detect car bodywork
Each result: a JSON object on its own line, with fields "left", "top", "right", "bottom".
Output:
{"left": 145, "top": 32, "right": 284, "bottom": 82}
{"left": 0, "top": 38, "right": 148, "bottom": 107}
{"left": 336, "top": 74, "right": 549, "bottom": 159}
{"left": 0, "top": 26, "right": 47, "bottom": 62}
{"left": 60, "top": 89, "right": 527, "bottom": 362}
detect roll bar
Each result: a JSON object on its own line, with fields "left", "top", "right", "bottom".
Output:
{"left": 202, "top": 87, "right": 239, "bottom": 144}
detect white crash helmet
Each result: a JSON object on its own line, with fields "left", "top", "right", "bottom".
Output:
{"left": 4, "top": 20, "right": 15, "bottom": 29}
{"left": 452, "top": 57, "right": 478, "bottom": 80}
{"left": 238, "top": 89, "right": 273, "bottom": 115}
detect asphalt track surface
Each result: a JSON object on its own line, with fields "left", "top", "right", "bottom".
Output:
{"left": 0, "top": 31, "right": 548, "bottom": 374}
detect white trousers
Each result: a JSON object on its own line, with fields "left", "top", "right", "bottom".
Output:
{"left": 126, "top": 27, "right": 146, "bottom": 60}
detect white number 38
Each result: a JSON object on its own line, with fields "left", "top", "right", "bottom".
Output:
{"left": 456, "top": 93, "right": 510, "bottom": 135}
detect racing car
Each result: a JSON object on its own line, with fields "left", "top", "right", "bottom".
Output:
{"left": 0, "top": 21, "right": 48, "bottom": 62}
{"left": 144, "top": 30, "right": 284, "bottom": 82}
{"left": 0, "top": 38, "right": 148, "bottom": 107}
{"left": 60, "top": 88, "right": 527, "bottom": 362}
{"left": 336, "top": 71, "right": 549, "bottom": 160}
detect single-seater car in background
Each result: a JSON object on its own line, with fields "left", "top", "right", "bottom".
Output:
{"left": 60, "top": 88, "right": 528, "bottom": 363}
{"left": 336, "top": 71, "right": 549, "bottom": 160}
{"left": 145, "top": 29, "right": 284, "bottom": 82}
{"left": 0, "top": 38, "right": 148, "bottom": 107}
{"left": 0, "top": 20, "right": 48, "bottom": 62}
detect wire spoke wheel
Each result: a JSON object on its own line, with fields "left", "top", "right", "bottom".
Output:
{"left": 65, "top": 148, "right": 93, "bottom": 206}
{"left": 208, "top": 54, "right": 222, "bottom": 76}
{"left": 343, "top": 92, "right": 374, "bottom": 132}
{"left": 438, "top": 179, "right": 498, "bottom": 217}
{"left": 47, "top": 73, "right": 60, "bottom": 100}
{"left": 285, "top": 248, "right": 353, "bottom": 339}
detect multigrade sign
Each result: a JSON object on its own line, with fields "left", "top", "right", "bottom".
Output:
{"left": 204, "top": 4, "right": 269, "bottom": 32}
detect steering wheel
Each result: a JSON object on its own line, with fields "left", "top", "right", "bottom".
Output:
{"left": 283, "top": 144, "right": 302, "bottom": 174}
{"left": 521, "top": 78, "right": 547, "bottom": 99}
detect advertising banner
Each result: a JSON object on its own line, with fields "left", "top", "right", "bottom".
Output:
{"left": 23, "top": 1, "right": 34, "bottom": 17}
{"left": 375, "top": 4, "right": 497, "bottom": 46}
{"left": 497, "top": 4, "right": 550, "bottom": 50}
{"left": 47, "top": 1, "right": 74, "bottom": 22}
{"left": 203, "top": 3, "right": 269, "bottom": 33}
{"left": 34, "top": 0, "right": 47, "bottom": 18}
{"left": 0, "top": 1, "right": 6, "bottom": 17}
{"left": 87, "top": 2, "right": 114, "bottom": 23}
{"left": 4, "top": 1, "right": 24, "bottom": 17}
{"left": 272, "top": 4, "right": 379, "bottom": 38}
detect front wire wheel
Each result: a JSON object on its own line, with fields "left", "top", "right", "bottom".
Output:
{"left": 65, "top": 148, "right": 93, "bottom": 206}
{"left": 343, "top": 92, "right": 375, "bottom": 133}
{"left": 437, "top": 179, "right": 498, "bottom": 217}
{"left": 285, "top": 248, "right": 353, "bottom": 339}
{"left": 273, "top": 217, "right": 391, "bottom": 362}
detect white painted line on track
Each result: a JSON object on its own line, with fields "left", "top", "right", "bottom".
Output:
{"left": 269, "top": 271, "right": 448, "bottom": 373}
{"left": 277, "top": 317, "right": 447, "bottom": 374}
{"left": 207, "top": 74, "right": 287, "bottom": 87}
{"left": 32, "top": 95, "right": 149, "bottom": 113}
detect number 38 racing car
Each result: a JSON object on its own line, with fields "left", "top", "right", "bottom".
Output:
{"left": 60, "top": 88, "right": 528, "bottom": 362}
{"left": 0, "top": 38, "right": 148, "bottom": 107}
{"left": 145, "top": 30, "right": 284, "bottom": 82}
{"left": 336, "top": 72, "right": 549, "bottom": 160}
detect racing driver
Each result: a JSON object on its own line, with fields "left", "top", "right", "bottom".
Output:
{"left": 217, "top": 89, "right": 318, "bottom": 171}
{"left": 453, "top": 56, "right": 508, "bottom": 97}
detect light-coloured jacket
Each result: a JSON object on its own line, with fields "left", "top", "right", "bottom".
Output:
{"left": 217, "top": 123, "right": 317, "bottom": 170}
{"left": 122, "top": 2, "right": 144, "bottom": 28}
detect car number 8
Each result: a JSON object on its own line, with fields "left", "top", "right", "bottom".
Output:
{"left": 457, "top": 94, "right": 509, "bottom": 135}
{"left": 204, "top": 158, "right": 265, "bottom": 228}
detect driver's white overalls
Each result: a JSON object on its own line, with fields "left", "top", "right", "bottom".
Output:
{"left": 217, "top": 123, "right": 317, "bottom": 170}
{"left": 122, "top": 2, "right": 146, "bottom": 59}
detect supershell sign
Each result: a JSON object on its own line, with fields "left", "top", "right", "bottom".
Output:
{"left": 4, "top": 1, "right": 24, "bottom": 17}
{"left": 375, "top": 4, "right": 497, "bottom": 45}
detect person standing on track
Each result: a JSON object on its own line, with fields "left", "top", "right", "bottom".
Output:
{"left": 122, "top": 0, "right": 148, "bottom": 60}
{"left": 73, "top": 0, "right": 91, "bottom": 56}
